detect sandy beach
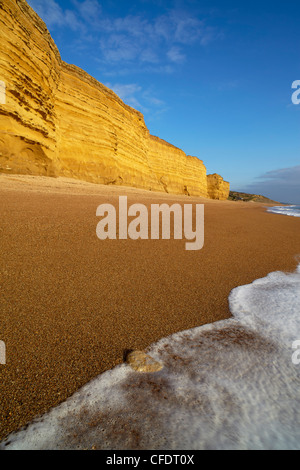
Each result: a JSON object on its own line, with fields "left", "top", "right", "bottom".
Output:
{"left": 0, "top": 174, "right": 300, "bottom": 442}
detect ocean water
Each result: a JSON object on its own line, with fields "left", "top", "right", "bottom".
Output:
{"left": 267, "top": 205, "right": 300, "bottom": 217}
{"left": 1, "top": 265, "right": 300, "bottom": 450}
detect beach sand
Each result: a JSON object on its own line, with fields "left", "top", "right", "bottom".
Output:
{"left": 1, "top": 174, "right": 300, "bottom": 441}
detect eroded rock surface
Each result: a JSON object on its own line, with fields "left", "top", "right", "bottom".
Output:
{"left": 0, "top": 0, "right": 230, "bottom": 200}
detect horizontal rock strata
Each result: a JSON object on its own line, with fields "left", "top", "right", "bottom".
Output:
{"left": 207, "top": 174, "right": 231, "bottom": 200}
{"left": 0, "top": 0, "right": 230, "bottom": 200}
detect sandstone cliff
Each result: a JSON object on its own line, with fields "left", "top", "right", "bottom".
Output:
{"left": 207, "top": 174, "right": 230, "bottom": 200}
{"left": 0, "top": 0, "right": 230, "bottom": 200}
{"left": 148, "top": 136, "right": 208, "bottom": 197}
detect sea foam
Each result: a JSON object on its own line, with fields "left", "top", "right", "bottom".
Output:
{"left": 1, "top": 265, "right": 300, "bottom": 450}
{"left": 267, "top": 205, "right": 300, "bottom": 217}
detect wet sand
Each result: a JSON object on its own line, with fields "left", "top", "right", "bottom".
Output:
{"left": 0, "top": 174, "right": 300, "bottom": 440}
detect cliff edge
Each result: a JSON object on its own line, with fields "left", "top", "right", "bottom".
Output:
{"left": 0, "top": 0, "right": 230, "bottom": 200}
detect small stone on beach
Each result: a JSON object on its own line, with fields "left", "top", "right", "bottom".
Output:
{"left": 125, "top": 350, "right": 163, "bottom": 373}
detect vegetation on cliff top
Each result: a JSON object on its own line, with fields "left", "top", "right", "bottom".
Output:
{"left": 228, "top": 191, "right": 280, "bottom": 204}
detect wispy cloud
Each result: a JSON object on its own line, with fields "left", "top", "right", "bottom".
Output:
{"left": 28, "top": 0, "right": 85, "bottom": 32}
{"left": 28, "top": 0, "right": 65, "bottom": 27}
{"left": 257, "top": 166, "right": 300, "bottom": 185}
{"left": 100, "top": 34, "right": 141, "bottom": 63}
{"left": 167, "top": 46, "right": 185, "bottom": 63}
{"left": 104, "top": 82, "right": 167, "bottom": 118}
{"left": 27, "top": 0, "right": 219, "bottom": 120}
{"left": 28, "top": 0, "right": 221, "bottom": 70}
{"left": 104, "top": 83, "right": 144, "bottom": 111}
{"left": 243, "top": 166, "right": 300, "bottom": 203}
{"left": 72, "top": 0, "right": 102, "bottom": 23}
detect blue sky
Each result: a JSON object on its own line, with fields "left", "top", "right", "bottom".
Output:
{"left": 27, "top": 0, "right": 300, "bottom": 203}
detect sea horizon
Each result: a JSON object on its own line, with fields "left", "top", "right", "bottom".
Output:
{"left": 1, "top": 0, "right": 300, "bottom": 452}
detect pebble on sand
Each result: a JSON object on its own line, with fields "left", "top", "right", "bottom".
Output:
{"left": 125, "top": 350, "right": 163, "bottom": 373}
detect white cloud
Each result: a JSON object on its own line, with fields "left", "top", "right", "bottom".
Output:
{"left": 28, "top": 0, "right": 65, "bottom": 27}
{"left": 167, "top": 46, "right": 185, "bottom": 63}
{"left": 104, "top": 82, "right": 146, "bottom": 112}
{"left": 140, "top": 48, "right": 159, "bottom": 64}
{"left": 73, "top": 0, "right": 102, "bottom": 22}
{"left": 173, "top": 15, "right": 204, "bottom": 44}
{"left": 97, "top": 9, "right": 211, "bottom": 68}
{"left": 105, "top": 82, "right": 167, "bottom": 117}
{"left": 28, "top": 1, "right": 221, "bottom": 71}
{"left": 28, "top": 0, "right": 85, "bottom": 32}
{"left": 100, "top": 34, "right": 140, "bottom": 62}
{"left": 105, "top": 83, "right": 142, "bottom": 100}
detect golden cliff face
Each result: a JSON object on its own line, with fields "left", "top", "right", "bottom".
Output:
{"left": 0, "top": 0, "right": 230, "bottom": 200}
{"left": 0, "top": 0, "right": 61, "bottom": 176}
{"left": 148, "top": 136, "right": 208, "bottom": 197}
{"left": 207, "top": 174, "right": 230, "bottom": 200}
{"left": 55, "top": 63, "right": 162, "bottom": 192}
